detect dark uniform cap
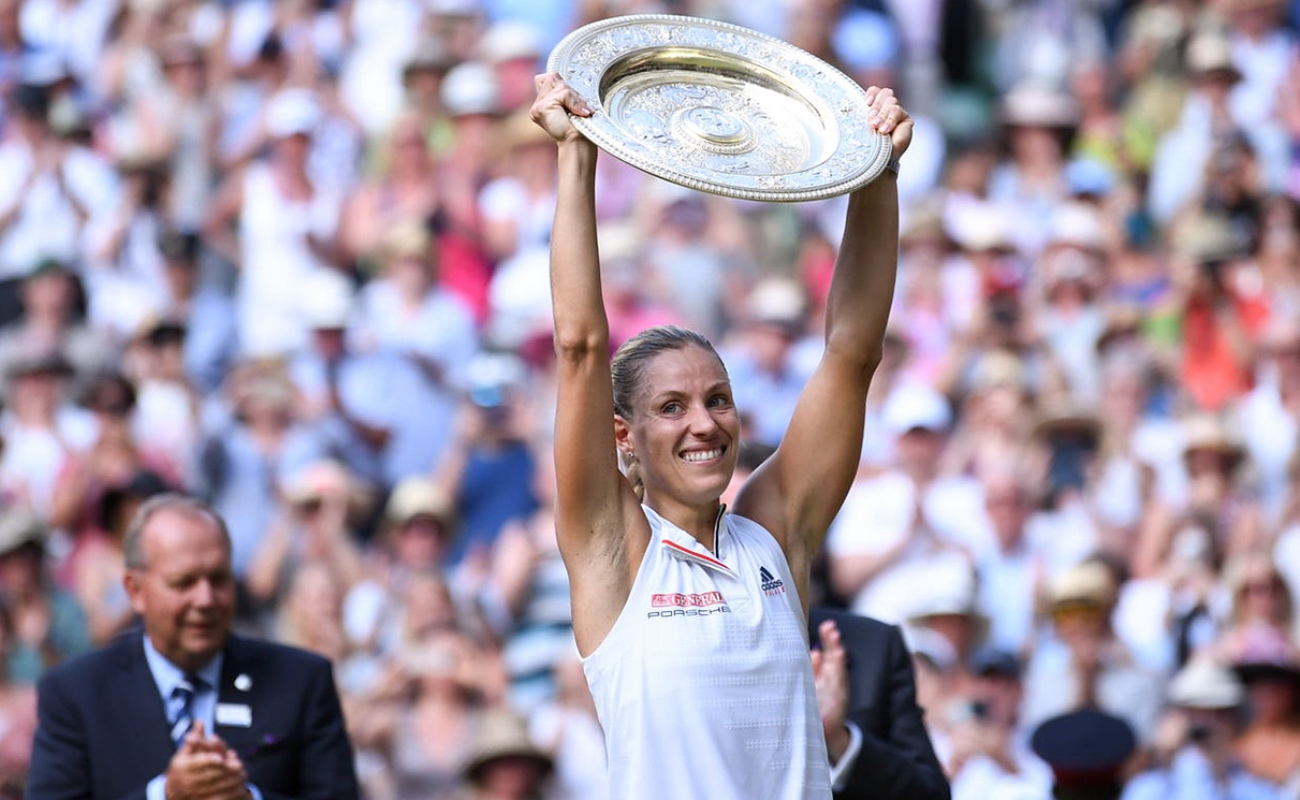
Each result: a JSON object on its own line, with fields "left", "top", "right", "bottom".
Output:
{"left": 1030, "top": 709, "right": 1136, "bottom": 786}
{"left": 968, "top": 647, "right": 1022, "bottom": 680}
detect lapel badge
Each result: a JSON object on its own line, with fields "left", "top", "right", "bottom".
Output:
{"left": 234, "top": 674, "right": 252, "bottom": 692}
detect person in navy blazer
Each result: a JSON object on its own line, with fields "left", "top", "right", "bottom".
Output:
{"left": 810, "top": 607, "right": 951, "bottom": 800}
{"left": 27, "top": 495, "right": 359, "bottom": 800}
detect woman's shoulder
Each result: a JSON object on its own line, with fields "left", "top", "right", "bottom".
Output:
{"left": 723, "top": 511, "right": 784, "bottom": 551}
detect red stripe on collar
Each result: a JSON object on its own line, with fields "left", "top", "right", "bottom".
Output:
{"left": 663, "top": 539, "right": 731, "bottom": 571}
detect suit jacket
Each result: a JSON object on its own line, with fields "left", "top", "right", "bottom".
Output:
{"left": 810, "top": 608, "right": 950, "bottom": 800}
{"left": 27, "top": 630, "right": 360, "bottom": 800}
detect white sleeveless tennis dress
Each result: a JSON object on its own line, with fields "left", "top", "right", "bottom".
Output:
{"left": 582, "top": 505, "right": 833, "bottom": 800}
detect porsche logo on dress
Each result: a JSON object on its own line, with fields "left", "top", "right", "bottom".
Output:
{"left": 648, "top": 591, "right": 731, "bottom": 618}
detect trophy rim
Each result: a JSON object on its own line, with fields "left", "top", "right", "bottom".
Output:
{"left": 546, "top": 13, "right": 893, "bottom": 203}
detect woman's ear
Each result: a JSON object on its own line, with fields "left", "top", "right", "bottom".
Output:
{"left": 613, "top": 415, "right": 633, "bottom": 457}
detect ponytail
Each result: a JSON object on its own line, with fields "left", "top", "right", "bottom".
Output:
{"left": 621, "top": 450, "right": 645, "bottom": 502}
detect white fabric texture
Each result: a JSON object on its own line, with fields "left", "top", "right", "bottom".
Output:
{"left": 582, "top": 506, "right": 831, "bottom": 800}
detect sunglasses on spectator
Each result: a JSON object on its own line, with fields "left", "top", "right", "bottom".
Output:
{"left": 1050, "top": 602, "right": 1106, "bottom": 623}
{"left": 1240, "top": 579, "right": 1281, "bottom": 597}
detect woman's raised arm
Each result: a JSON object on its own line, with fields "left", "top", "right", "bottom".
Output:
{"left": 531, "top": 75, "right": 649, "bottom": 650}
{"left": 736, "top": 87, "right": 912, "bottom": 567}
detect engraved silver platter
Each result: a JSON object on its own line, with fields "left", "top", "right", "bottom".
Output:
{"left": 547, "top": 14, "right": 893, "bottom": 203}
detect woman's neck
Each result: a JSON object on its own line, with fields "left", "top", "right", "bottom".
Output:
{"left": 647, "top": 497, "right": 725, "bottom": 553}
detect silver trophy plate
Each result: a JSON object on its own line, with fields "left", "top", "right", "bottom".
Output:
{"left": 547, "top": 14, "right": 893, "bottom": 202}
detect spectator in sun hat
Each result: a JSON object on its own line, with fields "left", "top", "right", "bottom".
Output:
{"left": 342, "top": 475, "right": 460, "bottom": 653}
{"left": 971, "top": 466, "right": 1043, "bottom": 656}
{"left": 941, "top": 350, "right": 1032, "bottom": 482}
{"left": 1135, "top": 414, "right": 1263, "bottom": 580}
{"left": 1227, "top": 623, "right": 1300, "bottom": 789}
{"left": 1022, "top": 560, "right": 1164, "bottom": 744}
{"left": 435, "top": 350, "right": 538, "bottom": 570}
{"left": 1235, "top": 315, "right": 1300, "bottom": 515}
{"left": 476, "top": 20, "right": 542, "bottom": 112}
{"left": 245, "top": 458, "right": 368, "bottom": 612}
{"left": 1125, "top": 657, "right": 1282, "bottom": 800}
{"left": 0, "top": 506, "right": 89, "bottom": 684}
{"left": 68, "top": 467, "right": 170, "bottom": 646}
{"left": 1168, "top": 212, "right": 1264, "bottom": 412}
{"left": 0, "top": 343, "right": 97, "bottom": 517}
{"left": 149, "top": 227, "right": 235, "bottom": 394}
{"left": 351, "top": 220, "right": 479, "bottom": 379}
{"left": 902, "top": 553, "right": 989, "bottom": 669}
{"left": 479, "top": 110, "right": 561, "bottom": 263}
{"left": 1218, "top": 0, "right": 1294, "bottom": 129}
{"left": 1213, "top": 550, "right": 1296, "bottom": 667}
{"left": 890, "top": 204, "right": 959, "bottom": 383}
{"left": 719, "top": 276, "right": 812, "bottom": 449}
{"left": 205, "top": 85, "right": 346, "bottom": 359}
{"left": 947, "top": 645, "right": 1053, "bottom": 800}
{"left": 437, "top": 59, "right": 503, "bottom": 264}
{"left": 80, "top": 149, "right": 174, "bottom": 339}
{"left": 1148, "top": 31, "right": 1289, "bottom": 225}
{"left": 0, "top": 258, "right": 117, "bottom": 397}
{"left": 198, "top": 359, "right": 316, "bottom": 582}
{"left": 1038, "top": 202, "right": 1110, "bottom": 403}
{"left": 290, "top": 268, "right": 446, "bottom": 488}
{"left": 1032, "top": 396, "right": 1103, "bottom": 510}
{"left": 460, "top": 706, "right": 554, "bottom": 799}
{"left": 938, "top": 201, "right": 1020, "bottom": 332}
{"left": 826, "top": 381, "right": 989, "bottom": 622}
{"left": 399, "top": 38, "right": 459, "bottom": 154}
{"left": 988, "top": 81, "right": 1080, "bottom": 256}
{"left": 0, "top": 81, "right": 117, "bottom": 286}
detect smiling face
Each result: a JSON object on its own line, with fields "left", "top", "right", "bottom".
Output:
{"left": 124, "top": 508, "right": 235, "bottom": 672}
{"left": 616, "top": 345, "right": 740, "bottom": 512}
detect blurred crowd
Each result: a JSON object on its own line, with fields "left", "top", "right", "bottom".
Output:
{"left": 0, "top": 0, "right": 1296, "bottom": 797}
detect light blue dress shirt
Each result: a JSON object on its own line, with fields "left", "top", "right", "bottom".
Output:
{"left": 141, "top": 637, "right": 262, "bottom": 800}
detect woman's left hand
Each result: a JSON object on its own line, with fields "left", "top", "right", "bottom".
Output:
{"left": 864, "top": 86, "right": 913, "bottom": 160}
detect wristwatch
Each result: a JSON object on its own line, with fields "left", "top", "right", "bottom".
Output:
{"left": 884, "top": 157, "right": 901, "bottom": 177}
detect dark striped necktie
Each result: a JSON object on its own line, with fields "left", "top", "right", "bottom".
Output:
{"left": 170, "top": 674, "right": 205, "bottom": 747}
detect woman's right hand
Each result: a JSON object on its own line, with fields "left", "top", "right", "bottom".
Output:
{"left": 530, "top": 72, "right": 595, "bottom": 145}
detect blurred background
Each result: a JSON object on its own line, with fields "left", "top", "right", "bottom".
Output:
{"left": 0, "top": 0, "right": 1297, "bottom": 797}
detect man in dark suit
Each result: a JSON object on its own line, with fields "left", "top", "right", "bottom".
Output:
{"left": 27, "top": 494, "right": 360, "bottom": 800}
{"left": 811, "top": 607, "right": 950, "bottom": 800}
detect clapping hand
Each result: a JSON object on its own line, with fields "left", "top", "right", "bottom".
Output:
{"left": 164, "top": 722, "right": 250, "bottom": 800}
{"left": 811, "top": 619, "right": 852, "bottom": 761}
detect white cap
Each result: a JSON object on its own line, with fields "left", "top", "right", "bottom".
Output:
{"left": 1167, "top": 657, "right": 1244, "bottom": 709}
{"left": 882, "top": 382, "right": 952, "bottom": 435}
{"left": 747, "top": 277, "right": 806, "bottom": 329}
{"left": 427, "top": 0, "right": 481, "bottom": 16}
{"left": 266, "top": 88, "right": 322, "bottom": 138}
{"left": 1001, "top": 82, "right": 1080, "bottom": 128}
{"left": 947, "top": 203, "right": 1012, "bottom": 253}
{"left": 441, "top": 61, "right": 500, "bottom": 117}
{"left": 902, "top": 625, "right": 958, "bottom": 673}
{"left": 301, "top": 270, "right": 355, "bottom": 329}
{"left": 476, "top": 21, "right": 542, "bottom": 64}
{"left": 1047, "top": 202, "right": 1105, "bottom": 251}
{"left": 902, "top": 553, "right": 982, "bottom": 621}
